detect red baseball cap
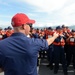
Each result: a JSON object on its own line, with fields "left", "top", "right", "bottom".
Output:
{"left": 11, "top": 13, "right": 35, "bottom": 27}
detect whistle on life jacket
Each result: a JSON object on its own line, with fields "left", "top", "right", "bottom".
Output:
{"left": 60, "top": 38, "right": 65, "bottom": 46}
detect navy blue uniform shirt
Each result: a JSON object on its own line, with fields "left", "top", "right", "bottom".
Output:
{"left": 0, "top": 32, "right": 48, "bottom": 75}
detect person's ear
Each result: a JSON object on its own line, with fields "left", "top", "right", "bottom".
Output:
{"left": 22, "top": 24, "right": 26, "bottom": 29}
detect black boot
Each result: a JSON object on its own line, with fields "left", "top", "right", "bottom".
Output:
{"left": 64, "top": 71, "right": 68, "bottom": 75}
{"left": 54, "top": 69, "right": 58, "bottom": 74}
{"left": 49, "top": 64, "right": 53, "bottom": 70}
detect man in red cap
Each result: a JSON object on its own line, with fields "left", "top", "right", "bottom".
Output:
{"left": 0, "top": 13, "right": 59, "bottom": 75}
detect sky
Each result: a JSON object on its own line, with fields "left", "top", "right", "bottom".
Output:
{"left": 0, "top": 0, "right": 75, "bottom": 28}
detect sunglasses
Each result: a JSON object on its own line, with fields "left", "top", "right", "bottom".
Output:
{"left": 26, "top": 23, "right": 32, "bottom": 28}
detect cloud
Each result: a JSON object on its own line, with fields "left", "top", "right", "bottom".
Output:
{"left": 16, "top": 0, "right": 75, "bottom": 26}
{"left": 60, "top": 3, "right": 75, "bottom": 16}
{"left": 0, "top": 15, "right": 11, "bottom": 18}
{"left": 0, "top": 0, "right": 75, "bottom": 28}
{"left": 54, "top": 2, "right": 75, "bottom": 25}
{"left": 26, "top": 13, "right": 37, "bottom": 18}
{"left": 33, "top": 22, "right": 53, "bottom": 27}
{"left": 17, "top": 0, "right": 68, "bottom": 13}
{"left": 0, "top": 0, "right": 9, "bottom": 6}
{"left": 0, "top": 20, "right": 11, "bottom": 28}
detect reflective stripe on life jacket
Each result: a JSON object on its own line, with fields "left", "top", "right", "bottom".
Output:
{"left": 68, "top": 37, "right": 75, "bottom": 45}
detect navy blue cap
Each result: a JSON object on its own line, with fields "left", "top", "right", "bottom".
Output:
{"left": 72, "top": 29, "right": 75, "bottom": 32}
{"left": 62, "top": 24, "right": 66, "bottom": 28}
{"left": 4, "top": 28, "right": 8, "bottom": 30}
{"left": 48, "top": 27, "right": 53, "bottom": 30}
{"left": 56, "top": 26, "right": 62, "bottom": 30}
{"left": 8, "top": 26, "right": 12, "bottom": 30}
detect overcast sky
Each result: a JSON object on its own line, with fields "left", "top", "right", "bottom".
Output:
{"left": 0, "top": 0, "right": 75, "bottom": 28}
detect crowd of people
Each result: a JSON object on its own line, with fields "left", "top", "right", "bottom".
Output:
{"left": 0, "top": 25, "right": 75, "bottom": 75}
{"left": 31, "top": 25, "right": 75, "bottom": 75}
{"left": 0, "top": 13, "right": 75, "bottom": 75}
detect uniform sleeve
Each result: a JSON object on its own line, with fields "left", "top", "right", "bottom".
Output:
{"left": 31, "top": 38, "right": 48, "bottom": 51}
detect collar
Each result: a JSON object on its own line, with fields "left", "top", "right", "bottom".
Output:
{"left": 11, "top": 32, "right": 26, "bottom": 37}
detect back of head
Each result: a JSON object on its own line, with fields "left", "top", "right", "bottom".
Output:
{"left": 56, "top": 26, "right": 62, "bottom": 30}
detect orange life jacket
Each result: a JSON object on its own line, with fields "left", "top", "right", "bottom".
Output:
{"left": 6, "top": 30, "right": 14, "bottom": 37}
{"left": 46, "top": 30, "right": 54, "bottom": 39}
{"left": 68, "top": 37, "right": 75, "bottom": 45}
{"left": 0, "top": 31, "right": 5, "bottom": 40}
{"left": 53, "top": 37, "right": 65, "bottom": 46}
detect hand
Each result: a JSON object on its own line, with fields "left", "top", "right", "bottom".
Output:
{"left": 59, "top": 34, "right": 64, "bottom": 37}
{"left": 69, "top": 36, "right": 72, "bottom": 38}
{"left": 53, "top": 32, "right": 59, "bottom": 39}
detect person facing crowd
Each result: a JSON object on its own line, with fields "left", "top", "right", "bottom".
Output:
{"left": 0, "top": 13, "right": 59, "bottom": 75}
